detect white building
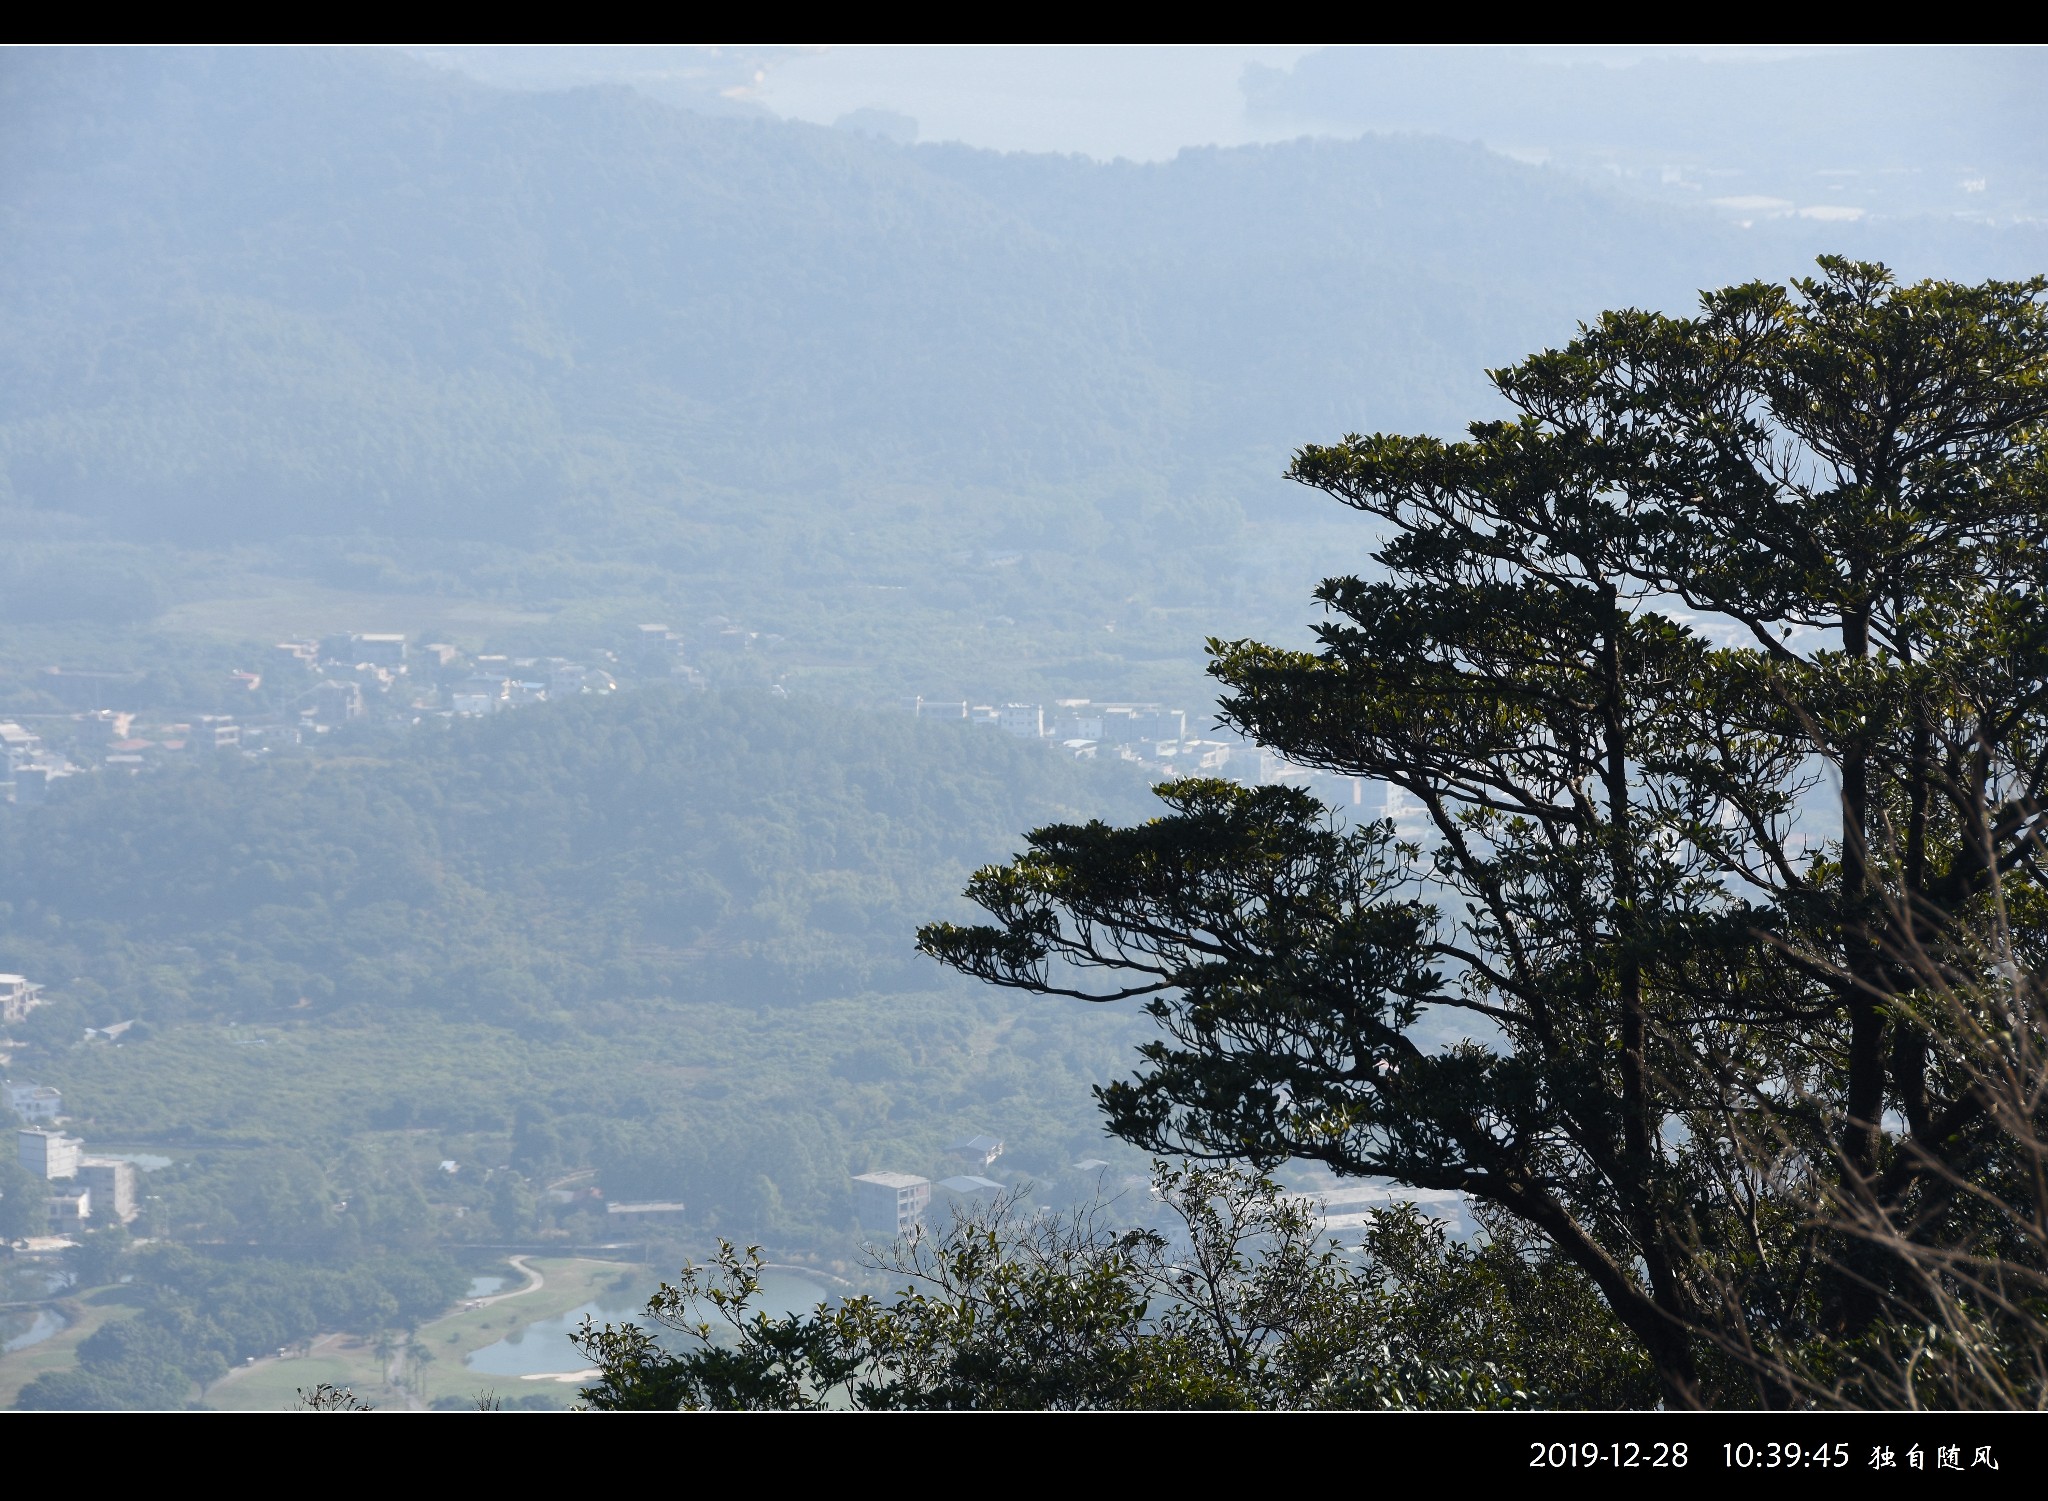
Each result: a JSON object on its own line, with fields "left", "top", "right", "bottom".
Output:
{"left": 0, "top": 975, "right": 45, "bottom": 1026}
{"left": 3, "top": 1081, "right": 62, "bottom": 1123}
{"left": 19, "top": 1129, "right": 82, "bottom": 1181}
{"left": 350, "top": 633, "right": 409, "bottom": 666}
{"left": 851, "top": 1172, "right": 931, "bottom": 1236}
{"left": 1098, "top": 705, "right": 1185, "bottom": 745}
{"left": 0, "top": 722, "right": 40, "bottom": 770}
{"left": 997, "top": 704, "right": 1044, "bottom": 738}
{"left": 946, "top": 1134, "right": 1005, "bottom": 1170}
{"left": 903, "top": 696, "right": 969, "bottom": 721}
{"left": 934, "top": 1174, "right": 1006, "bottom": 1209}
{"left": 79, "top": 1158, "right": 137, "bottom": 1223}
{"left": 1287, "top": 1184, "right": 1469, "bottom": 1236}
{"left": 1177, "top": 740, "right": 1236, "bottom": 774}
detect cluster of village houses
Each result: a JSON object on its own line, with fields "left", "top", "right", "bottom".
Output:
{"left": 0, "top": 626, "right": 657, "bottom": 804}
{"left": 903, "top": 693, "right": 1397, "bottom": 816}
{"left": 3, "top": 975, "right": 139, "bottom": 1240}
{"left": 3, "top": 621, "right": 1404, "bottom": 822}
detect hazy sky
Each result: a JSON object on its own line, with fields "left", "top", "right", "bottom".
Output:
{"left": 751, "top": 45, "right": 1319, "bottom": 160}
{"left": 398, "top": 45, "right": 1845, "bottom": 165}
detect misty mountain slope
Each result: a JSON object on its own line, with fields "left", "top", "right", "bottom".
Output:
{"left": 5, "top": 44, "right": 2044, "bottom": 718}
{"left": 1243, "top": 47, "right": 2048, "bottom": 222}
{"left": 12, "top": 46, "right": 2024, "bottom": 560}
{"left": 914, "top": 135, "right": 1751, "bottom": 458}
{"left": 0, "top": 47, "right": 1173, "bottom": 538}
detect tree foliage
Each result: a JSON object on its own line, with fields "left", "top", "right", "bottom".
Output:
{"left": 921, "top": 259, "right": 2048, "bottom": 1406}
{"left": 12, "top": 1244, "right": 462, "bottom": 1410}
{"left": 572, "top": 1162, "right": 1643, "bottom": 1411}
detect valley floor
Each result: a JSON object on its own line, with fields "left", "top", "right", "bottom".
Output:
{"left": 200, "top": 1255, "right": 643, "bottom": 1411}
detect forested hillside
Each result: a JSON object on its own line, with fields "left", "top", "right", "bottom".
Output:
{"left": 0, "top": 687, "right": 1154, "bottom": 1025}
{"left": 3, "top": 46, "right": 1681, "bottom": 533}
{"left": 6, "top": 47, "right": 2039, "bottom": 693}
{"left": 2, "top": 690, "right": 1165, "bottom": 1408}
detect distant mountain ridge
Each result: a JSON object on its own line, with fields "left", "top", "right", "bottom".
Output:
{"left": 0, "top": 44, "right": 2043, "bottom": 709}
{"left": 8, "top": 47, "right": 2039, "bottom": 557}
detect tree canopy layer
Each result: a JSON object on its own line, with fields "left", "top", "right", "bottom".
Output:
{"left": 922, "top": 260, "right": 2048, "bottom": 1406}
{"left": 0, "top": 686, "right": 1150, "bottom": 1021}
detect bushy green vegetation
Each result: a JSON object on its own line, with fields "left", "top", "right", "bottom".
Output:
{"left": 574, "top": 1163, "right": 1654, "bottom": 1411}
{"left": 13, "top": 1242, "right": 463, "bottom": 1410}
{"left": 3, "top": 688, "right": 1169, "bottom": 1404}
{"left": 920, "top": 260, "right": 2048, "bottom": 1408}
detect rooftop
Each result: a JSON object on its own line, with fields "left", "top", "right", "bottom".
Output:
{"left": 937, "top": 1175, "right": 1005, "bottom": 1194}
{"left": 852, "top": 1171, "right": 929, "bottom": 1190}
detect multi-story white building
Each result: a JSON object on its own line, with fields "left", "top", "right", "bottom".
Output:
{"left": 79, "top": 1158, "right": 137, "bottom": 1223}
{"left": 18, "top": 1129, "right": 82, "bottom": 1181}
{"left": 0, "top": 975, "right": 45, "bottom": 1026}
{"left": 851, "top": 1172, "right": 931, "bottom": 1237}
{"left": 996, "top": 704, "right": 1044, "bottom": 738}
{"left": 3, "top": 1081, "right": 62, "bottom": 1123}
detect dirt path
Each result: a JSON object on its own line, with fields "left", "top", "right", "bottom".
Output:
{"left": 473, "top": 1256, "right": 543, "bottom": 1307}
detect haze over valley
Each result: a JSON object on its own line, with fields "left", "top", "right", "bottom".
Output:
{"left": 2, "top": 45, "right": 2044, "bottom": 1411}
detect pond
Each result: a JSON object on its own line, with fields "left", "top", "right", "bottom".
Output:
{"left": 3, "top": 1307, "right": 66, "bottom": 1354}
{"left": 466, "top": 1275, "right": 507, "bottom": 1299}
{"left": 464, "top": 1269, "right": 834, "bottom": 1378}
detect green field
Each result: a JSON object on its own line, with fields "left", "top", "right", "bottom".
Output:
{"left": 0, "top": 1287, "right": 147, "bottom": 1410}
{"left": 202, "top": 1257, "right": 646, "bottom": 1412}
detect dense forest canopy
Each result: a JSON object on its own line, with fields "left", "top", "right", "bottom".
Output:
{"left": 0, "top": 687, "right": 1156, "bottom": 1024}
